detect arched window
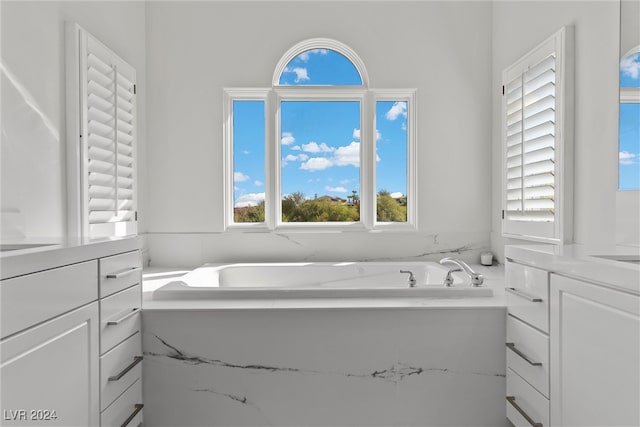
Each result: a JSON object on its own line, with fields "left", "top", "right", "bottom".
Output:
{"left": 619, "top": 46, "right": 640, "bottom": 191}
{"left": 224, "top": 39, "right": 416, "bottom": 230}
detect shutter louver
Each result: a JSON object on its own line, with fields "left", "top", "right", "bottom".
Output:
{"left": 505, "top": 53, "right": 556, "bottom": 223}
{"left": 82, "top": 33, "right": 137, "bottom": 237}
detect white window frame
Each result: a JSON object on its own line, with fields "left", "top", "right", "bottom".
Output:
{"left": 501, "top": 26, "right": 574, "bottom": 244}
{"left": 223, "top": 39, "right": 416, "bottom": 232}
{"left": 66, "top": 23, "right": 138, "bottom": 239}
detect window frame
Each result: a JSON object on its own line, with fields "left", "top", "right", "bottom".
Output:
{"left": 223, "top": 39, "right": 417, "bottom": 232}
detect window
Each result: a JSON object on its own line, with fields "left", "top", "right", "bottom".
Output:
{"left": 66, "top": 24, "right": 138, "bottom": 238}
{"left": 501, "top": 27, "right": 573, "bottom": 243}
{"left": 224, "top": 39, "right": 416, "bottom": 230}
{"left": 619, "top": 46, "right": 640, "bottom": 191}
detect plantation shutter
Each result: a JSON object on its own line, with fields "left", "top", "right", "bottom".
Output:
{"left": 79, "top": 30, "right": 137, "bottom": 238}
{"left": 502, "top": 27, "right": 573, "bottom": 243}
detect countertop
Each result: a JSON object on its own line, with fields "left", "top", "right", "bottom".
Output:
{"left": 505, "top": 244, "right": 640, "bottom": 294}
{"left": 142, "top": 264, "right": 507, "bottom": 311}
{"left": 0, "top": 236, "right": 142, "bottom": 280}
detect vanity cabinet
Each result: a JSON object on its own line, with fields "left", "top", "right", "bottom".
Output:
{"left": 0, "top": 242, "right": 143, "bottom": 427}
{"left": 98, "top": 251, "right": 144, "bottom": 427}
{"left": 505, "top": 261, "right": 550, "bottom": 427}
{"left": 1, "top": 303, "right": 99, "bottom": 426}
{"left": 505, "top": 247, "right": 640, "bottom": 427}
{"left": 550, "top": 274, "right": 639, "bottom": 427}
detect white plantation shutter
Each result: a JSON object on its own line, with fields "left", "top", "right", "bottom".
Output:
{"left": 68, "top": 25, "right": 137, "bottom": 238}
{"left": 502, "top": 27, "right": 573, "bottom": 243}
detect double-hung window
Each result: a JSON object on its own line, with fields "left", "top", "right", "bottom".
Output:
{"left": 224, "top": 39, "right": 416, "bottom": 231}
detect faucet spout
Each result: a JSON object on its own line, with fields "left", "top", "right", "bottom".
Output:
{"left": 439, "top": 257, "right": 484, "bottom": 286}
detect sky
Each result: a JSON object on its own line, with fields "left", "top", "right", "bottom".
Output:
{"left": 233, "top": 49, "right": 408, "bottom": 208}
{"left": 619, "top": 51, "right": 640, "bottom": 191}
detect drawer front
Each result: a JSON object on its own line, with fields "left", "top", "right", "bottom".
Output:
{"left": 100, "top": 285, "right": 141, "bottom": 354}
{"left": 101, "top": 378, "right": 143, "bottom": 427}
{"left": 507, "top": 368, "right": 549, "bottom": 427}
{"left": 1, "top": 260, "right": 98, "bottom": 338}
{"left": 506, "top": 314, "right": 549, "bottom": 398}
{"left": 506, "top": 261, "right": 549, "bottom": 332}
{"left": 99, "top": 251, "right": 142, "bottom": 298}
{"left": 100, "top": 332, "right": 142, "bottom": 411}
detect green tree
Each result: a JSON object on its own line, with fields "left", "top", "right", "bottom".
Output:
{"left": 377, "top": 192, "right": 406, "bottom": 222}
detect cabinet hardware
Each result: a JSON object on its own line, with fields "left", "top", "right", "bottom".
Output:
{"left": 506, "top": 287, "right": 543, "bottom": 302}
{"left": 108, "top": 356, "right": 143, "bottom": 381}
{"left": 106, "top": 267, "right": 141, "bottom": 279}
{"left": 506, "top": 342, "right": 542, "bottom": 366}
{"left": 120, "top": 403, "right": 143, "bottom": 427}
{"left": 506, "top": 396, "right": 542, "bottom": 427}
{"left": 107, "top": 308, "right": 141, "bottom": 326}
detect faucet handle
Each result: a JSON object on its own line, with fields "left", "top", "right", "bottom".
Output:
{"left": 443, "top": 267, "right": 462, "bottom": 287}
{"left": 400, "top": 270, "right": 416, "bottom": 287}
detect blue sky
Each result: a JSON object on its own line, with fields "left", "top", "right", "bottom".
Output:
{"left": 619, "top": 51, "right": 640, "bottom": 191}
{"left": 233, "top": 49, "right": 408, "bottom": 208}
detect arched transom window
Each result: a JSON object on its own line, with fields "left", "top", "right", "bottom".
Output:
{"left": 224, "top": 39, "right": 416, "bottom": 230}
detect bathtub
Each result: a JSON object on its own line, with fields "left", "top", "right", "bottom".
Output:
{"left": 153, "top": 261, "right": 493, "bottom": 299}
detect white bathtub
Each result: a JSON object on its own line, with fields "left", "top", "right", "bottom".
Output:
{"left": 154, "top": 261, "right": 493, "bottom": 299}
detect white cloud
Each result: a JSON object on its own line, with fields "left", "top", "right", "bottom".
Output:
{"left": 281, "top": 132, "right": 295, "bottom": 145}
{"left": 333, "top": 142, "right": 360, "bottom": 167}
{"left": 234, "top": 172, "right": 250, "bottom": 182}
{"left": 298, "top": 153, "right": 309, "bottom": 161}
{"left": 254, "top": 180, "right": 263, "bottom": 187}
{"left": 325, "top": 186, "right": 348, "bottom": 193}
{"left": 620, "top": 151, "right": 638, "bottom": 165}
{"left": 300, "top": 157, "right": 333, "bottom": 171}
{"left": 242, "top": 149, "right": 250, "bottom": 155}
{"left": 291, "top": 145, "right": 301, "bottom": 151}
{"left": 385, "top": 101, "right": 407, "bottom": 121}
{"left": 289, "top": 67, "right": 309, "bottom": 83}
{"left": 297, "top": 49, "right": 329, "bottom": 62}
{"left": 235, "top": 192, "right": 265, "bottom": 207}
{"left": 621, "top": 54, "right": 640, "bottom": 79}
{"left": 301, "top": 141, "right": 334, "bottom": 153}
{"left": 390, "top": 192, "right": 404, "bottom": 199}
{"left": 284, "top": 154, "right": 298, "bottom": 162}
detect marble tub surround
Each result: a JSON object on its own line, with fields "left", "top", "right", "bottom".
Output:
{"left": 142, "top": 307, "right": 508, "bottom": 427}
{"left": 144, "top": 231, "right": 490, "bottom": 268}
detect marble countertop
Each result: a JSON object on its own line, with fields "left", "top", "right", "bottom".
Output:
{"left": 0, "top": 236, "right": 142, "bottom": 279}
{"left": 505, "top": 244, "right": 640, "bottom": 294}
{"left": 142, "top": 264, "right": 507, "bottom": 311}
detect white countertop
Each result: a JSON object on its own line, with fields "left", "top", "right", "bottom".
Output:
{"left": 505, "top": 244, "right": 640, "bottom": 295}
{"left": 142, "top": 264, "right": 507, "bottom": 311}
{"left": 0, "top": 236, "right": 142, "bottom": 279}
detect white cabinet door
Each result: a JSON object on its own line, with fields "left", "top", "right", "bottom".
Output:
{"left": 550, "top": 274, "right": 640, "bottom": 427}
{"left": 1, "top": 303, "right": 99, "bottom": 426}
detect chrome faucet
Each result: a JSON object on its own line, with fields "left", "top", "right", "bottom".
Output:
{"left": 439, "top": 257, "right": 484, "bottom": 286}
{"left": 400, "top": 270, "right": 416, "bottom": 287}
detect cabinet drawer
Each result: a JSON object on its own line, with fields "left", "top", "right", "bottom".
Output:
{"left": 100, "top": 285, "right": 141, "bottom": 354}
{"left": 1, "top": 260, "right": 98, "bottom": 338}
{"left": 507, "top": 368, "right": 549, "bottom": 427}
{"left": 100, "top": 251, "right": 142, "bottom": 298}
{"left": 100, "top": 332, "right": 142, "bottom": 411}
{"left": 506, "top": 314, "right": 549, "bottom": 398}
{"left": 101, "top": 378, "right": 143, "bottom": 427}
{"left": 506, "top": 262, "right": 549, "bottom": 332}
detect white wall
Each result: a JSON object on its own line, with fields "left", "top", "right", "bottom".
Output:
{"left": 0, "top": 1, "right": 147, "bottom": 239}
{"left": 491, "top": 1, "right": 622, "bottom": 260}
{"left": 145, "top": 1, "right": 494, "bottom": 266}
